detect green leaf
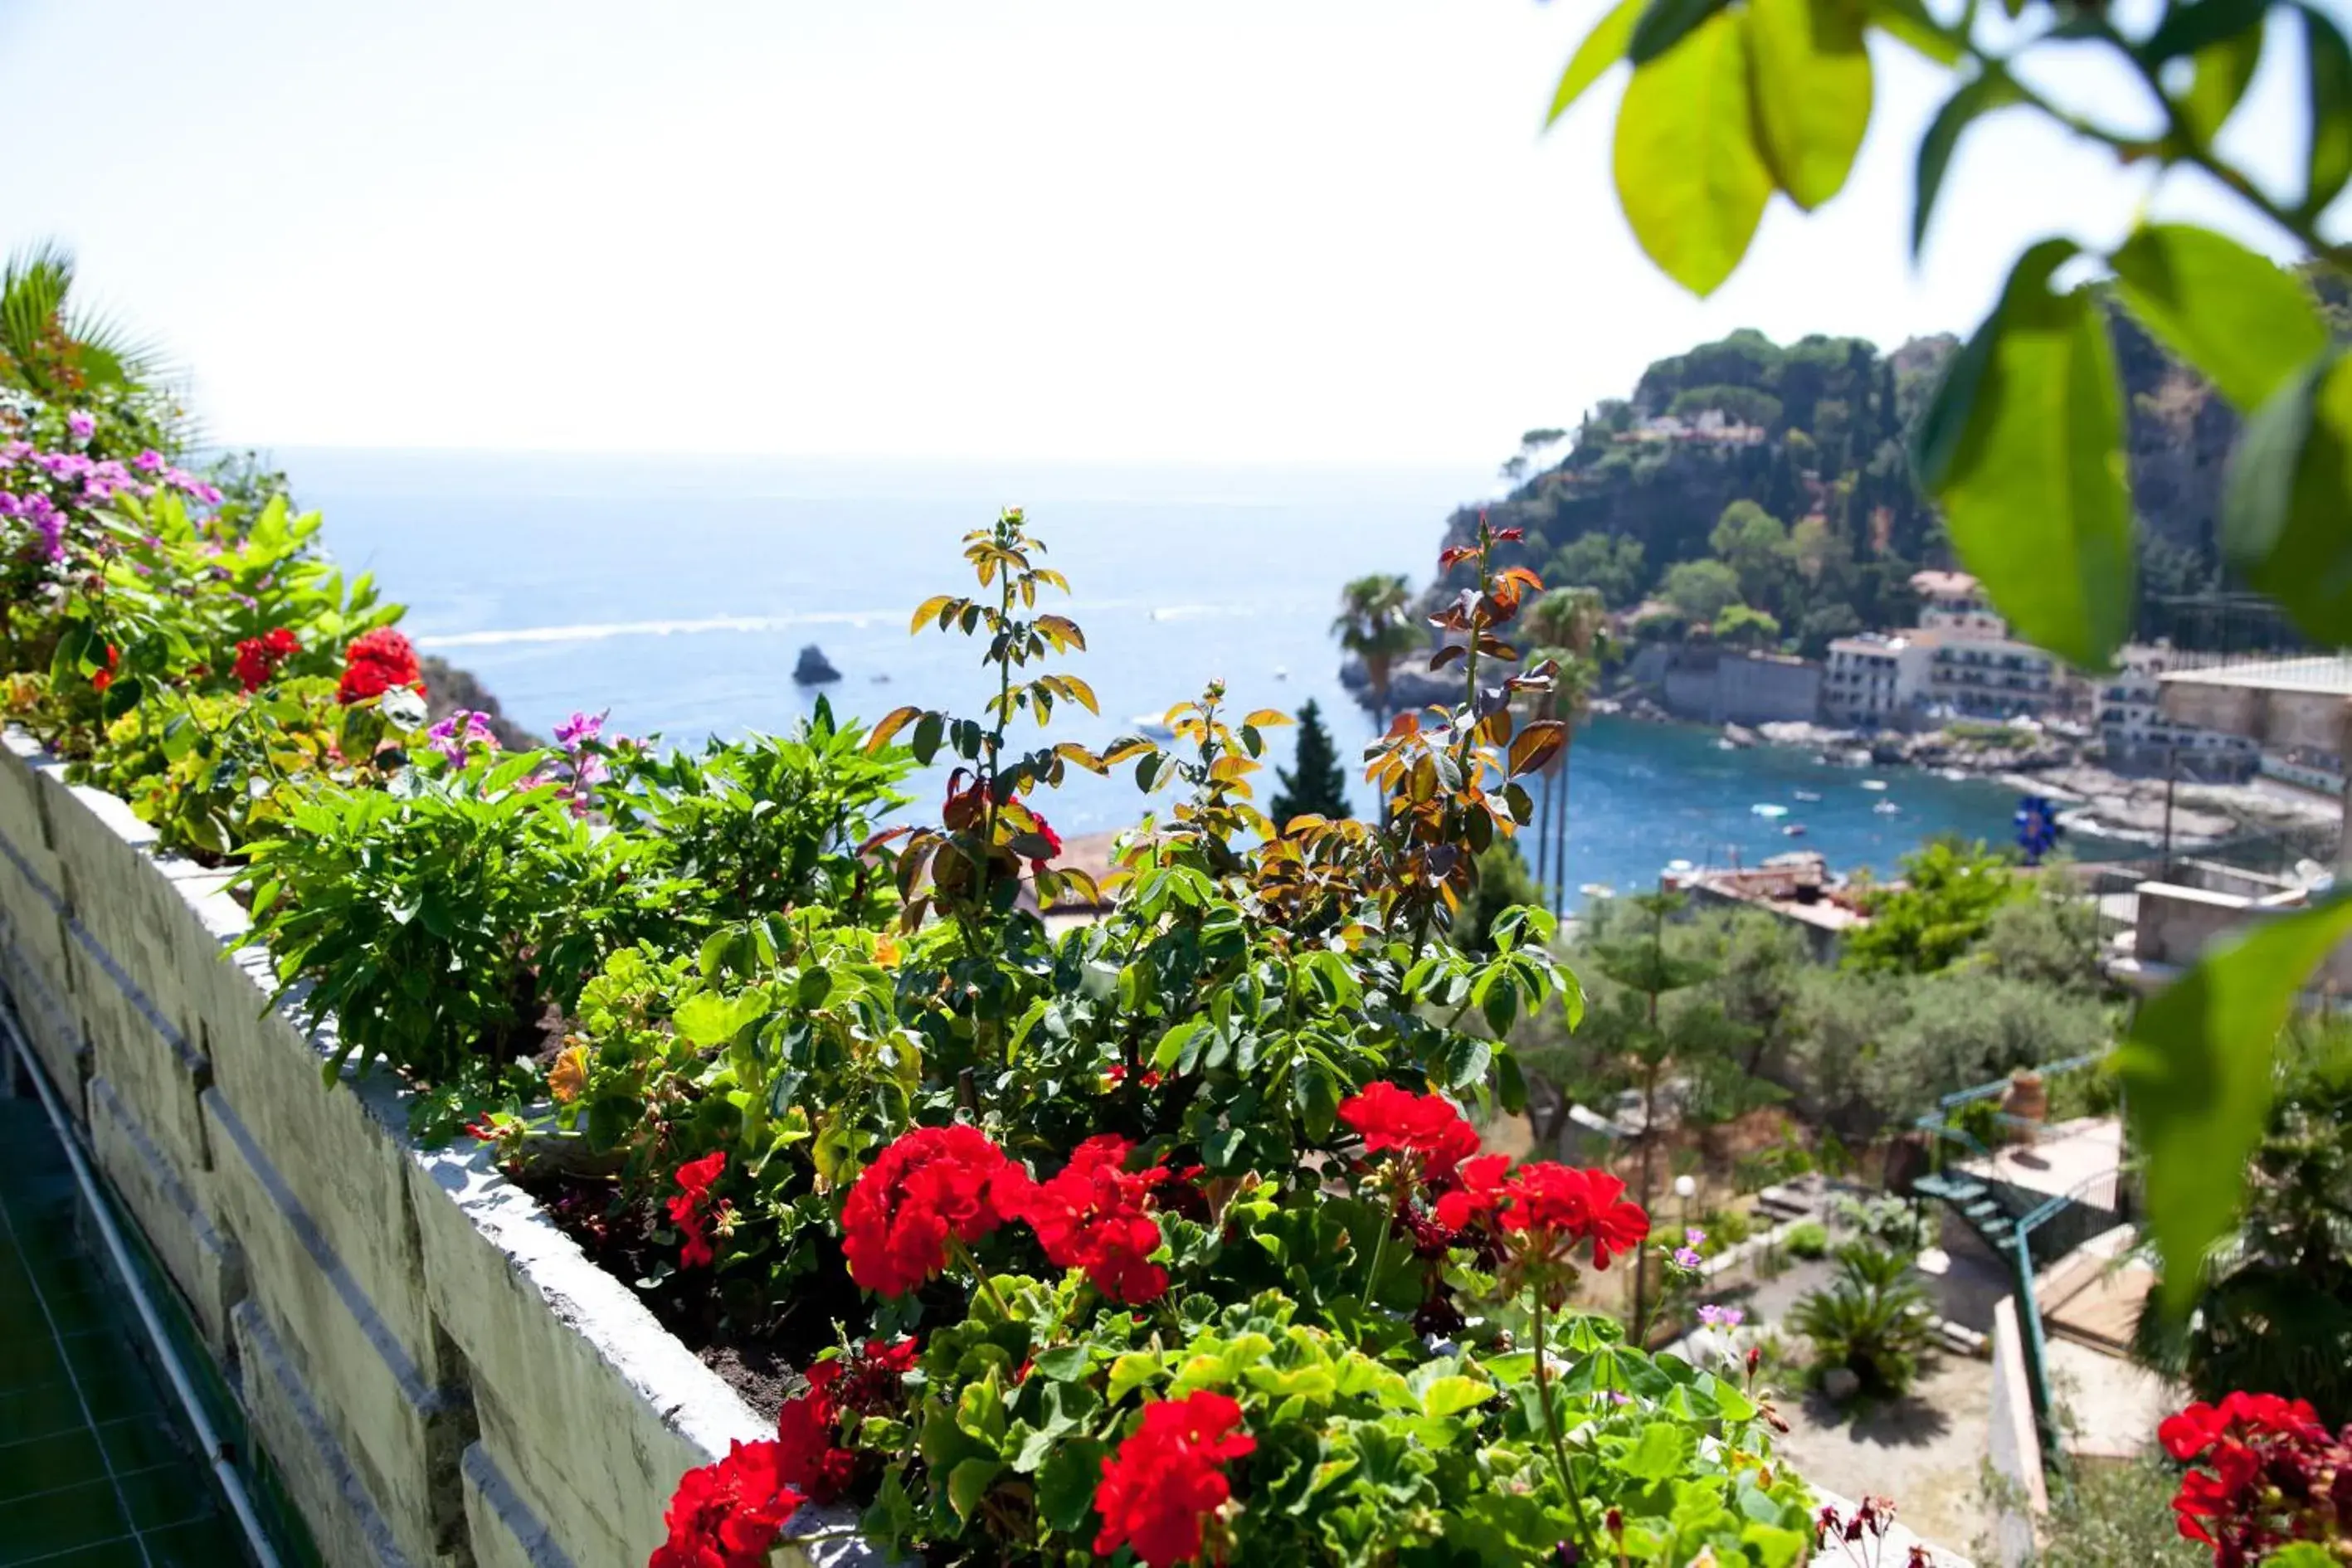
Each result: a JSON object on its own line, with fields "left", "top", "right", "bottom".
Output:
{"left": 1030, "top": 1345, "right": 1092, "bottom": 1383}
{"left": 1629, "top": 0, "right": 1733, "bottom": 63}
{"left": 2179, "top": 22, "right": 2265, "bottom": 144}
{"left": 2222, "top": 348, "right": 2352, "bottom": 645}
{"left": 2300, "top": 4, "right": 2352, "bottom": 217}
{"left": 1741, "top": 1522, "right": 1808, "bottom": 1568}
{"left": 1746, "top": 0, "right": 1872, "bottom": 211}
{"left": 1611, "top": 10, "right": 1775, "bottom": 297}
{"left": 1442, "top": 1033, "right": 1493, "bottom": 1090}
{"left": 2110, "top": 223, "right": 2328, "bottom": 411}
{"left": 1108, "top": 1352, "right": 1164, "bottom": 1403}
{"left": 1911, "top": 72, "right": 2020, "bottom": 258}
{"left": 1549, "top": 0, "right": 1648, "bottom": 122}
{"left": 2140, "top": 0, "right": 2266, "bottom": 61}
{"left": 1417, "top": 1374, "right": 1494, "bottom": 1419}
{"left": 673, "top": 990, "right": 770, "bottom": 1049}
{"left": 911, "top": 711, "right": 946, "bottom": 767}
{"left": 2119, "top": 891, "right": 2352, "bottom": 1315}
{"left": 1035, "top": 1438, "right": 1108, "bottom": 1534}
{"left": 1867, "top": 0, "right": 1961, "bottom": 62}
{"left": 1911, "top": 238, "right": 2134, "bottom": 670}
{"left": 947, "top": 1457, "right": 1006, "bottom": 1524}
{"left": 1620, "top": 1420, "right": 1695, "bottom": 1482}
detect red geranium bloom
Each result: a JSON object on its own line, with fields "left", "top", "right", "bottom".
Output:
{"left": 650, "top": 1439, "right": 805, "bottom": 1568}
{"left": 1497, "top": 1162, "right": 1651, "bottom": 1270}
{"left": 90, "top": 642, "right": 119, "bottom": 692}
{"left": 1432, "top": 1152, "right": 1511, "bottom": 1234}
{"left": 337, "top": 626, "right": 422, "bottom": 705}
{"left": 1018, "top": 1134, "right": 1171, "bottom": 1304}
{"left": 234, "top": 627, "right": 299, "bottom": 692}
{"left": 667, "top": 1152, "right": 728, "bottom": 1270}
{"left": 839, "top": 1124, "right": 1030, "bottom": 1298}
{"left": 1338, "top": 1083, "right": 1482, "bottom": 1184}
{"left": 1093, "top": 1391, "right": 1255, "bottom": 1568}
{"left": 1030, "top": 809, "right": 1064, "bottom": 864}
{"left": 771, "top": 1336, "right": 918, "bottom": 1505}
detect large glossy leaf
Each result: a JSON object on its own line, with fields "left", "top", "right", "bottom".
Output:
{"left": 1549, "top": 0, "right": 1648, "bottom": 124}
{"left": 2110, "top": 223, "right": 2329, "bottom": 411}
{"left": 2301, "top": 4, "right": 2352, "bottom": 217}
{"left": 1612, "top": 11, "right": 1775, "bottom": 297}
{"left": 1748, "top": 0, "right": 1872, "bottom": 211}
{"left": 1911, "top": 239, "right": 2134, "bottom": 670}
{"left": 1911, "top": 72, "right": 2018, "bottom": 257}
{"left": 2221, "top": 348, "right": 2352, "bottom": 645}
{"left": 2119, "top": 891, "right": 2352, "bottom": 1314}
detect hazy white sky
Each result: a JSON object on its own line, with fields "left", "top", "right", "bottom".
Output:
{"left": 0, "top": 0, "right": 2330, "bottom": 465}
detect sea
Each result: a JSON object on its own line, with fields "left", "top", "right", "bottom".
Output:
{"left": 281, "top": 449, "right": 2037, "bottom": 904}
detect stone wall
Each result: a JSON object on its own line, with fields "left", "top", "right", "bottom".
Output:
{"left": 0, "top": 732, "right": 807, "bottom": 1568}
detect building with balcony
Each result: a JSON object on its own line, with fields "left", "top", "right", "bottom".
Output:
{"left": 1822, "top": 632, "right": 1931, "bottom": 729}
{"left": 1926, "top": 639, "right": 2061, "bottom": 717}
{"left": 2096, "top": 644, "right": 2258, "bottom": 777}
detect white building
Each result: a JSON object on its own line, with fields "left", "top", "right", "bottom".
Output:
{"left": 1908, "top": 570, "right": 2062, "bottom": 717}
{"left": 1822, "top": 633, "right": 1931, "bottom": 728}
{"left": 2099, "top": 644, "right": 2260, "bottom": 774}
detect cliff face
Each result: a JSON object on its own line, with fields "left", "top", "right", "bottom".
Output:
{"left": 1424, "top": 308, "right": 2269, "bottom": 646}
{"left": 420, "top": 655, "right": 544, "bottom": 752}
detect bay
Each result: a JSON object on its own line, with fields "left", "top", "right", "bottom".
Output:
{"left": 284, "top": 448, "right": 2033, "bottom": 903}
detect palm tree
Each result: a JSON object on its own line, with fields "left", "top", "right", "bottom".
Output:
{"left": 1332, "top": 573, "right": 1420, "bottom": 724}
{"left": 0, "top": 241, "right": 167, "bottom": 405}
{"left": 1520, "top": 586, "right": 1610, "bottom": 913}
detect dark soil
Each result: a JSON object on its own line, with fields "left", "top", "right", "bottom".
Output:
{"left": 510, "top": 1165, "right": 870, "bottom": 1422}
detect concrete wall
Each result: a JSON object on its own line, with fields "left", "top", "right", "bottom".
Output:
{"left": 1657, "top": 648, "right": 1824, "bottom": 726}
{"left": 0, "top": 732, "right": 844, "bottom": 1568}
{"left": 2132, "top": 879, "right": 2352, "bottom": 988}
{"left": 1986, "top": 1298, "right": 2047, "bottom": 1568}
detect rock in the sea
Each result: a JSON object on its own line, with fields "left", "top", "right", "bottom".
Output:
{"left": 793, "top": 644, "right": 842, "bottom": 684}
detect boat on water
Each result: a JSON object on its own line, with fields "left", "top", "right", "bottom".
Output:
{"left": 1751, "top": 802, "right": 1789, "bottom": 818}
{"left": 1872, "top": 800, "right": 1902, "bottom": 815}
{"left": 1939, "top": 767, "right": 1969, "bottom": 782}
{"left": 1792, "top": 790, "right": 1822, "bottom": 802}
{"left": 1860, "top": 778, "right": 1889, "bottom": 791}
{"left": 1783, "top": 823, "right": 1807, "bottom": 836}
{"left": 1580, "top": 882, "right": 1618, "bottom": 900}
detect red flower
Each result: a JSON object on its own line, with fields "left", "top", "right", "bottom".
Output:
{"left": 839, "top": 1125, "right": 1030, "bottom": 1298}
{"left": 337, "top": 627, "right": 422, "bottom": 705}
{"left": 234, "top": 627, "right": 299, "bottom": 692}
{"left": 1496, "top": 1162, "right": 1650, "bottom": 1270}
{"left": 649, "top": 1439, "right": 804, "bottom": 1568}
{"left": 667, "top": 1152, "right": 728, "bottom": 1270}
{"left": 1338, "top": 1083, "right": 1482, "bottom": 1184}
{"left": 1093, "top": 1391, "right": 1255, "bottom": 1568}
{"left": 770, "top": 1337, "right": 917, "bottom": 1505}
{"left": 1017, "top": 1135, "right": 1171, "bottom": 1305}
{"left": 1432, "top": 1152, "right": 1511, "bottom": 1234}
{"left": 1031, "top": 809, "right": 1064, "bottom": 864}
{"left": 90, "top": 642, "right": 119, "bottom": 693}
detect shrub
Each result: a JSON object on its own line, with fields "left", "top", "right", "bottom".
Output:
{"left": 603, "top": 699, "right": 913, "bottom": 930}
{"left": 241, "top": 750, "right": 684, "bottom": 1083}
{"left": 1790, "top": 1243, "right": 1936, "bottom": 1399}
{"left": 1785, "top": 1220, "right": 1829, "bottom": 1260}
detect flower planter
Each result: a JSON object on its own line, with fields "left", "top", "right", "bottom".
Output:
{"left": 0, "top": 729, "right": 865, "bottom": 1568}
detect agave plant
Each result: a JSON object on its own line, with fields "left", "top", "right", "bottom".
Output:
{"left": 1790, "top": 1242, "right": 1936, "bottom": 1399}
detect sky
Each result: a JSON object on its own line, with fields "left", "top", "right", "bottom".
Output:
{"left": 0, "top": 0, "right": 2334, "bottom": 468}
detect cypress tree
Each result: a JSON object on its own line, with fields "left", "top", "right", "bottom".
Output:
{"left": 1269, "top": 699, "right": 1351, "bottom": 826}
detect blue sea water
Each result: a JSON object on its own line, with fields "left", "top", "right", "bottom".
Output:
{"left": 282, "top": 449, "right": 2034, "bottom": 903}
